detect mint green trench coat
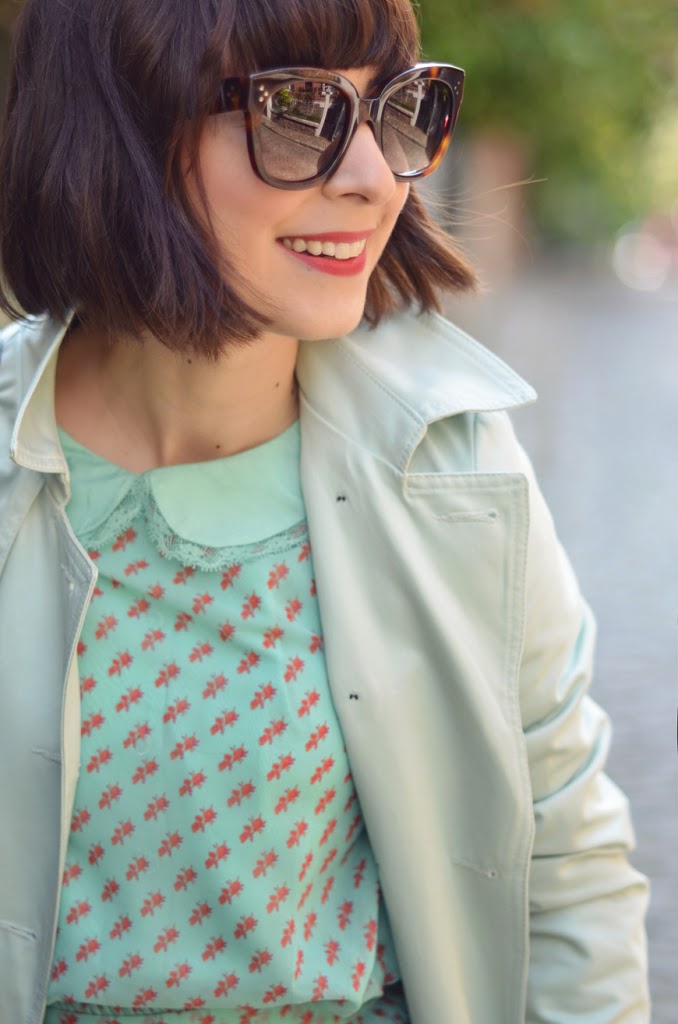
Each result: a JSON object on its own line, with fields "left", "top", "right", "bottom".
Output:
{"left": 0, "top": 310, "right": 649, "bottom": 1023}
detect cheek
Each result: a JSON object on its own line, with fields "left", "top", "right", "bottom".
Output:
{"left": 393, "top": 182, "right": 410, "bottom": 223}
{"left": 192, "top": 120, "right": 270, "bottom": 230}
{"left": 372, "top": 183, "right": 409, "bottom": 263}
{"left": 381, "top": 182, "right": 410, "bottom": 241}
{"left": 198, "top": 140, "right": 303, "bottom": 249}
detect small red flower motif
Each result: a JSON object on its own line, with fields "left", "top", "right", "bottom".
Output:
{"left": 110, "top": 915, "right": 132, "bottom": 940}
{"left": 189, "top": 641, "right": 213, "bottom": 662}
{"left": 263, "top": 625, "right": 284, "bottom": 649}
{"left": 281, "top": 919, "right": 295, "bottom": 948}
{"left": 99, "top": 782, "right": 122, "bottom": 810}
{"left": 210, "top": 709, "right": 239, "bottom": 735}
{"left": 252, "top": 849, "right": 278, "bottom": 879}
{"left": 141, "top": 628, "right": 165, "bottom": 650}
{"left": 166, "top": 962, "right": 192, "bottom": 988}
{"left": 240, "top": 593, "right": 261, "bottom": 619}
{"left": 119, "top": 953, "right": 144, "bottom": 978}
{"left": 285, "top": 598, "right": 302, "bottom": 621}
{"left": 338, "top": 901, "right": 353, "bottom": 930}
{"left": 75, "top": 937, "right": 101, "bottom": 962}
{"left": 126, "top": 855, "right": 150, "bottom": 880}
{"left": 237, "top": 650, "right": 260, "bottom": 674}
{"left": 112, "top": 527, "right": 136, "bottom": 551}
{"left": 266, "top": 885, "right": 290, "bottom": 913}
{"left": 218, "top": 621, "right": 236, "bottom": 642}
{"left": 174, "top": 610, "right": 193, "bottom": 632}
{"left": 203, "top": 673, "right": 228, "bottom": 698}
{"left": 192, "top": 592, "right": 214, "bottom": 614}
{"left": 297, "top": 690, "right": 319, "bottom": 717}
{"left": 158, "top": 831, "right": 183, "bottom": 857}
{"left": 220, "top": 564, "right": 242, "bottom": 589}
{"left": 305, "top": 723, "right": 329, "bottom": 751}
{"left": 248, "top": 949, "right": 272, "bottom": 973}
{"left": 174, "top": 867, "right": 198, "bottom": 892}
{"left": 214, "top": 972, "right": 239, "bottom": 997}
{"left": 284, "top": 656, "right": 304, "bottom": 682}
{"left": 127, "top": 597, "right": 150, "bottom": 618}
{"left": 108, "top": 650, "right": 133, "bottom": 676}
{"left": 312, "top": 974, "right": 328, "bottom": 1000}
{"left": 116, "top": 686, "right": 142, "bottom": 712}
{"left": 262, "top": 983, "right": 287, "bottom": 1005}
{"left": 71, "top": 806, "right": 91, "bottom": 831}
{"left": 218, "top": 879, "right": 244, "bottom": 905}
{"left": 202, "top": 936, "right": 227, "bottom": 961}
{"left": 319, "top": 818, "right": 337, "bottom": 846}
{"left": 218, "top": 745, "right": 247, "bottom": 773}
{"left": 205, "top": 843, "right": 231, "bottom": 869}
{"left": 286, "top": 820, "right": 308, "bottom": 848}
{"left": 179, "top": 770, "right": 206, "bottom": 795}
{"left": 250, "top": 682, "right": 276, "bottom": 710}
{"left": 324, "top": 939, "right": 340, "bottom": 966}
{"left": 154, "top": 926, "right": 180, "bottom": 953}
{"left": 189, "top": 901, "right": 212, "bottom": 926}
{"left": 140, "top": 891, "right": 165, "bottom": 917}
{"left": 310, "top": 756, "right": 334, "bottom": 785}
{"left": 267, "top": 563, "right": 289, "bottom": 588}
{"left": 267, "top": 753, "right": 295, "bottom": 782}
{"left": 84, "top": 974, "right": 110, "bottom": 998}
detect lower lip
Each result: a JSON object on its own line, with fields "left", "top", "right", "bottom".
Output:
{"left": 279, "top": 243, "right": 367, "bottom": 277}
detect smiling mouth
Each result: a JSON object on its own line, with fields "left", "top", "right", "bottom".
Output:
{"left": 280, "top": 237, "right": 367, "bottom": 260}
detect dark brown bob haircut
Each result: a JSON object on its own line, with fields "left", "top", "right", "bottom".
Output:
{"left": 0, "top": 0, "right": 475, "bottom": 357}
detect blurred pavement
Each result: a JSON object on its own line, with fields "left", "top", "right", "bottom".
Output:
{"left": 446, "top": 255, "right": 677, "bottom": 1020}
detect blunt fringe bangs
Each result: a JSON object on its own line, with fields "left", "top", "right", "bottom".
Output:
{"left": 0, "top": 0, "right": 475, "bottom": 356}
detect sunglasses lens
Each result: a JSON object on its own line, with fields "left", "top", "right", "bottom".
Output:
{"left": 258, "top": 80, "right": 349, "bottom": 183}
{"left": 382, "top": 78, "right": 453, "bottom": 174}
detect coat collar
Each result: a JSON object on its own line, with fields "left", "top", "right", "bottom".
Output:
{"left": 6, "top": 313, "right": 73, "bottom": 474}
{"left": 296, "top": 308, "right": 535, "bottom": 473}
{"left": 5, "top": 309, "right": 535, "bottom": 475}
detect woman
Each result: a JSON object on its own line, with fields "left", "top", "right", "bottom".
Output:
{"left": 0, "top": 0, "right": 649, "bottom": 1022}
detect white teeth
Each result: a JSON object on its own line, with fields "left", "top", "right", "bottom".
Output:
{"left": 281, "top": 237, "right": 367, "bottom": 259}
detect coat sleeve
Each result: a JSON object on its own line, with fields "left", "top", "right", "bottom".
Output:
{"left": 475, "top": 410, "right": 650, "bottom": 1023}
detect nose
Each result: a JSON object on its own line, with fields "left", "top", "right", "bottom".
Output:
{"left": 321, "top": 121, "right": 399, "bottom": 205}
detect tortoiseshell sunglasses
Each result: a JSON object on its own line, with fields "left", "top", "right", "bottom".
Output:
{"left": 214, "top": 63, "right": 465, "bottom": 190}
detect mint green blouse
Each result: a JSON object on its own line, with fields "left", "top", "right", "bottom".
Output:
{"left": 46, "top": 423, "right": 408, "bottom": 1024}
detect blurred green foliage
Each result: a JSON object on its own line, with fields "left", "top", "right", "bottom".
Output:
{"left": 418, "top": 0, "right": 678, "bottom": 241}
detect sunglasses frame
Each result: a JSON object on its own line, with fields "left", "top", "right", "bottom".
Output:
{"left": 215, "top": 62, "right": 465, "bottom": 190}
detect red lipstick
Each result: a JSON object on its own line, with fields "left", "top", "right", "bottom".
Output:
{"left": 277, "top": 231, "right": 372, "bottom": 277}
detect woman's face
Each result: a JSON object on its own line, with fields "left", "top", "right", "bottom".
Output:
{"left": 191, "top": 67, "right": 409, "bottom": 343}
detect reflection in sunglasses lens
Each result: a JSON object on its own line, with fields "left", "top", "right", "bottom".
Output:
{"left": 260, "top": 81, "right": 348, "bottom": 182}
{"left": 382, "top": 80, "right": 451, "bottom": 174}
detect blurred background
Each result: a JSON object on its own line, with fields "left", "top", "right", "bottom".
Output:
{"left": 415, "top": 2, "right": 677, "bottom": 1018}
{"left": 0, "top": 0, "right": 675, "bottom": 1016}
{"left": 419, "top": 0, "right": 677, "bottom": 286}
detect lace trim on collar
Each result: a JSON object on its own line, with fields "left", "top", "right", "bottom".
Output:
{"left": 78, "top": 476, "right": 309, "bottom": 570}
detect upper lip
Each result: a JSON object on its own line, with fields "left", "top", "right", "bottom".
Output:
{"left": 278, "top": 230, "right": 375, "bottom": 243}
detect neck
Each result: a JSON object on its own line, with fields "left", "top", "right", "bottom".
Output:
{"left": 56, "top": 326, "right": 300, "bottom": 472}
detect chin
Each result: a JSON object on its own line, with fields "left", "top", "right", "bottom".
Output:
{"left": 293, "top": 302, "right": 368, "bottom": 343}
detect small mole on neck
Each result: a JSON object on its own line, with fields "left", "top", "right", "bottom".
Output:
{"left": 275, "top": 381, "right": 280, "bottom": 388}
{"left": 187, "top": 358, "right": 193, "bottom": 365}
{"left": 215, "top": 444, "right": 221, "bottom": 450}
